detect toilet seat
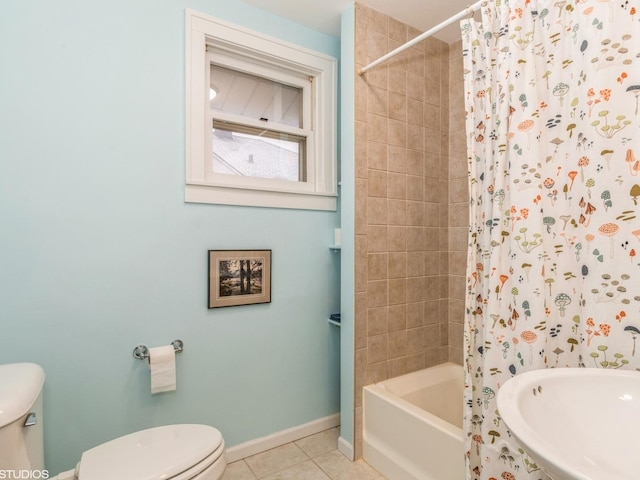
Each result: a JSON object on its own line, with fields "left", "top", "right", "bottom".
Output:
{"left": 165, "top": 441, "right": 225, "bottom": 480}
{"left": 76, "top": 424, "right": 224, "bottom": 480}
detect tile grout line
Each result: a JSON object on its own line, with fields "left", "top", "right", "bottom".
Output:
{"left": 310, "top": 454, "right": 334, "bottom": 480}
{"left": 225, "top": 428, "right": 376, "bottom": 480}
{"left": 254, "top": 442, "right": 312, "bottom": 480}
{"left": 242, "top": 459, "right": 258, "bottom": 480}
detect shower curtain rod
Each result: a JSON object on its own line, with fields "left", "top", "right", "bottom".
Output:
{"left": 358, "top": 0, "right": 484, "bottom": 75}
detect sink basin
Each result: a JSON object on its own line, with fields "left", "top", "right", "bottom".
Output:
{"left": 497, "top": 368, "right": 640, "bottom": 480}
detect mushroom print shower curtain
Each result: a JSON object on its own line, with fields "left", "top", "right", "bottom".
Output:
{"left": 461, "top": 1, "right": 640, "bottom": 479}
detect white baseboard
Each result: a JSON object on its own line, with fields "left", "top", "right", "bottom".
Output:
{"left": 337, "top": 435, "right": 354, "bottom": 460}
{"left": 225, "top": 413, "right": 340, "bottom": 463}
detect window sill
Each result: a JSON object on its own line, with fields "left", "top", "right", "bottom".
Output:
{"left": 185, "top": 184, "right": 337, "bottom": 211}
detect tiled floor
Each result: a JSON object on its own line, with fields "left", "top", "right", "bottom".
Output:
{"left": 221, "top": 427, "right": 387, "bottom": 480}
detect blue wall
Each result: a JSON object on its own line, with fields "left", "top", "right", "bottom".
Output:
{"left": 339, "top": 3, "right": 356, "bottom": 453}
{"left": 0, "top": 0, "right": 340, "bottom": 474}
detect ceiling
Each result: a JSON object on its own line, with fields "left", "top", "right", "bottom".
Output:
{"left": 240, "top": 0, "right": 472, "bottom": 43}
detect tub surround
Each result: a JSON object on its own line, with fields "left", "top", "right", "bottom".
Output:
{"left": 352, "top": 3, "right": 467, "bottom": 458}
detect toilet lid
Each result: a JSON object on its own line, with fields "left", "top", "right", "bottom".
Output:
{"left": 78, "top": 424, "right": 223, "bottom": 480}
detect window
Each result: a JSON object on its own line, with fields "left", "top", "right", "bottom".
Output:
{"left": 185, "top": 10, "right": 338, "bottom": 210}
{"left": 209, "top": 64, "right": 307, "bottom": 183}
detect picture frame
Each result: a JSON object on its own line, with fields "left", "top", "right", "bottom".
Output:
{"left": 208, "top": 250, "right": 272, "bottom": 308}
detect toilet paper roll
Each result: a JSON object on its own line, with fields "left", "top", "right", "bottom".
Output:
{"left": 149, "top": 345, "right": 176, "bottom": 394}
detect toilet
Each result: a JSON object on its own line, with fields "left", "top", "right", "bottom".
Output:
{"left": 0, "top": 363, "right": 226, "bottom": 480}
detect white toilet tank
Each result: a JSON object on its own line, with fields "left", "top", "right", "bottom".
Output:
{"left": 0, "top": 363, "right": 46, "bottom": 471}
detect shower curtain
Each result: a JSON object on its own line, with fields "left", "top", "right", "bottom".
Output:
{"left": 461, "top": 1, "right": 640, "bottom": 478}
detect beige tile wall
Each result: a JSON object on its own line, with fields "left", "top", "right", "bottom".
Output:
{"left": 448, "top": 39, "right": 467, "bottom": 365}
{"left": 352, "top": 3, "right": 469, "bottom": 459}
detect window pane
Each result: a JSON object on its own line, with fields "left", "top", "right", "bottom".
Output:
{"left": 210, "top": 64, "right": 302, "bottom": 129}
{"left": 212, "top": 121, "right": 306, "bottom": 182}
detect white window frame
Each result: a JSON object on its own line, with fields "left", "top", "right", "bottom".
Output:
{"left": 185, "top": 9, "right": 338, "bottom": 211}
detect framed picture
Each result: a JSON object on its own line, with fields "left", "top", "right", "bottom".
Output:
{"left": 208, "top": 250, "right": 272, "bottom": 308}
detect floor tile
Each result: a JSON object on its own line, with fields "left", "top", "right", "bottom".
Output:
{"left": 221, "top": 460, "right": 257, "bottom": 480}
{"left": 313, "top": 450, "right": 381, "bottom": 480}
{"left": 223, "top": 428, "right": 385, "bottom": 480}
{"left": 294, "top": 427, "right": 340, "bottom": 458}
{"left": 262, "top": 460, "right": 331, "bottom": 480}
{"left": 244, "top": 443, "right": 309, "bottom": 478}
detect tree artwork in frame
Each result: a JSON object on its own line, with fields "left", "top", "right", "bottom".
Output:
{"left": 208, "top": 250, "right": 272, "bottom": 308}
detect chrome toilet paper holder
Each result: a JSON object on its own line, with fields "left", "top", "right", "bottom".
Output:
{"left": 132, "top": 340, "right": 183, "bottom": 360}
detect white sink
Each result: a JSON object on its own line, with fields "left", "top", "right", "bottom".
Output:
{"left": 497, "top": 368, "right": 640, "bottom": 480}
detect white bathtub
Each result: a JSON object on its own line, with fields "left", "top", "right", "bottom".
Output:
{"left": 363, "top": 362, "right": 464, "bottom": 480}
